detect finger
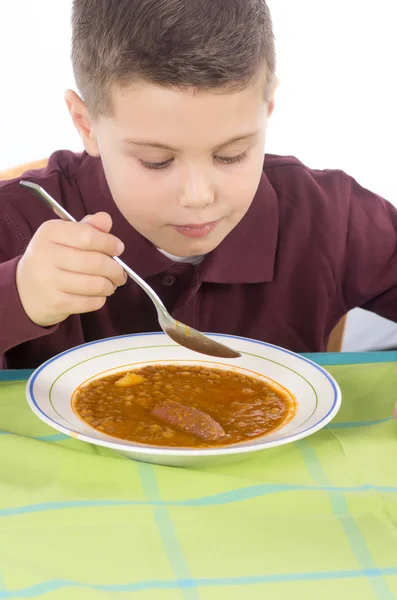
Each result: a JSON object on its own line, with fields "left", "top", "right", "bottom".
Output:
{"left": 64, "top": 293, "right": 108, "bottom": 316}
{"left": 394, "top": 402, "right": 397, "bottom": 420}
{"left": 53, "top": 245, "right": 127, "bottom": 287}
{"left": 39, "top": 220, "right": 125, "bottom": 257}
{"left": 82, "top": 212, "right": 113, "bottom": 233}
{"left": 56, "top": 270, "right": 117, "bottom": 298}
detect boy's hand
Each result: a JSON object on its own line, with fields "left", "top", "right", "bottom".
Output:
{"left": 16, "top": 212, "right": 126, "bottom": 327}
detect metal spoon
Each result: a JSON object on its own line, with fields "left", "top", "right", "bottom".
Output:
{"left": 20, "top": 180, "right": 241, "bottom": 359}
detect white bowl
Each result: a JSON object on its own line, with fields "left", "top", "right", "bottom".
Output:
{"left": 26, "top": 333, "right": 341, "bottom": 467}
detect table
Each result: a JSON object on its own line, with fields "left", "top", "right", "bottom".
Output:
{"left": 0, "top": 352, "right": 397, "bottom": 600}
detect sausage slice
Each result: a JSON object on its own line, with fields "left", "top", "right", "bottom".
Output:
{"left": 151, "top": 400, "right": 225, "bottom": 441}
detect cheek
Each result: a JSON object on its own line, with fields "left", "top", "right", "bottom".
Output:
{"left": 116, "top": 186, "right": 165, "bottom": 226}
{"left": 223, "top": 160, "right": 263, "bottom": 213}
{"left": 104, "top": 158, "right": 173, "bottom": 224}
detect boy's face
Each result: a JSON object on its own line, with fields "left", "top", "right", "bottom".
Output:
{"left": 67, "top": 79, "right": 276, "bottom": 257}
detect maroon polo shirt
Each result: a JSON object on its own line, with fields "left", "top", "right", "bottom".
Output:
{"left": 1, "top": 150, "right": 397, "bottom": 369}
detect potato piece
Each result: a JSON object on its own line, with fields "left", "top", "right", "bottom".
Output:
{"left": 151, "top": 400, "right": 225, "bottom": 441}
{"left": 115, "top": 373, "right": 144, "bottom": 387}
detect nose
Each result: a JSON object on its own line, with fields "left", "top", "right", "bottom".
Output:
{"left": 178, "top": 167, "right": 215, "bottom": 209}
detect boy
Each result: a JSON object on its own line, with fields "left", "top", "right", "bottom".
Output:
{"left": 1, "top": 0, "right": 397, "bottom": 371}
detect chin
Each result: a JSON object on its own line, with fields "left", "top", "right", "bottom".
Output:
{"left": 175, "top": 236, "right": 223, "bottom": 257}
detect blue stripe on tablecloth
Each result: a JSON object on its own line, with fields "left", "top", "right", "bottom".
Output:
{"left": 0, "top": 431, "right": 69, "bottom": 442}
{"left": 303, "top": 351, "right": 397, "bottom": 365}
{"left": 0, "top": 370, "right": 34, "bottom": 381}
{"left": 0, "top": 568, "right": 397, "bottom": 597}
{"left": 0, "top": 482, "right": 396, "bottom": 516}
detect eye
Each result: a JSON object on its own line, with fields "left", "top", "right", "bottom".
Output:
{"left": 215, "top": 150, "right": 248, "bottom": 165}
{"left": 138, "top": 158, "right": 174, "bottom": 170}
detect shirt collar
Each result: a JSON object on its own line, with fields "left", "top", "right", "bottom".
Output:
{"left": 79, "top": 154, "right": 279, "bottom": 284}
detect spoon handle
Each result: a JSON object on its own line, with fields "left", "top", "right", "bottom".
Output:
{"left": 20, "top": 180, "right": 77, "bottom": 222}
{"left": 112, "top": 255, "right": 167, "bottom": 312}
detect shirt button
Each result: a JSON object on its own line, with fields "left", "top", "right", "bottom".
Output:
{"left": 162, "top": 275, "right": 177, "bottom": 287}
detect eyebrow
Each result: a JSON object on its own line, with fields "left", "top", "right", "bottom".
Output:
{"left": 122, "top": 130, "right": 260, "bottom": 152}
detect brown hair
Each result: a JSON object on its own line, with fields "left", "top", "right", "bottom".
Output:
{"left": 72, "top": 0, "right": 276, "bottom": 117}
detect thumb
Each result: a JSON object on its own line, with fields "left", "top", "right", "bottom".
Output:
{"left": 81, "top": 212, "right": 113, "bottom": 233}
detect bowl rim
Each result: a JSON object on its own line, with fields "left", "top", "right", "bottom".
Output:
{"left": 26, "top": 332, "right": 342, "bottom": 457}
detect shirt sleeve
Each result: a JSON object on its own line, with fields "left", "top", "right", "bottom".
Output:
{"left": 0, "top": 202, "right": 57, "bottom": 366}
{"left": 340, "top": 174, "right": 397, "bottom": 321}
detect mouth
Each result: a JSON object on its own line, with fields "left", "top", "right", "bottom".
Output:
{"left": 172, "top": 221, "right": 219, "bottom": 239}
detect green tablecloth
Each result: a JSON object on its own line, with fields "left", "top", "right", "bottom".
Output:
{"left": 0, "top": 353, "right": 397, "bottom": 600}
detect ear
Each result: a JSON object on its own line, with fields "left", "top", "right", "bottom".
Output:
{"left": 64, "top": 90, "right": 100, "bottom": 157}
{"left": 267, "top": 76, "right": 280, "bottom": 118}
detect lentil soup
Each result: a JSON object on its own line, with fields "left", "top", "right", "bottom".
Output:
{"left": 73, "top": 364, "right": 296, "bottom": 448}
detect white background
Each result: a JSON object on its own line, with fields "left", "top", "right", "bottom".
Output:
{"left": 1, "top": 0, "right": 396, "bottom": 350}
